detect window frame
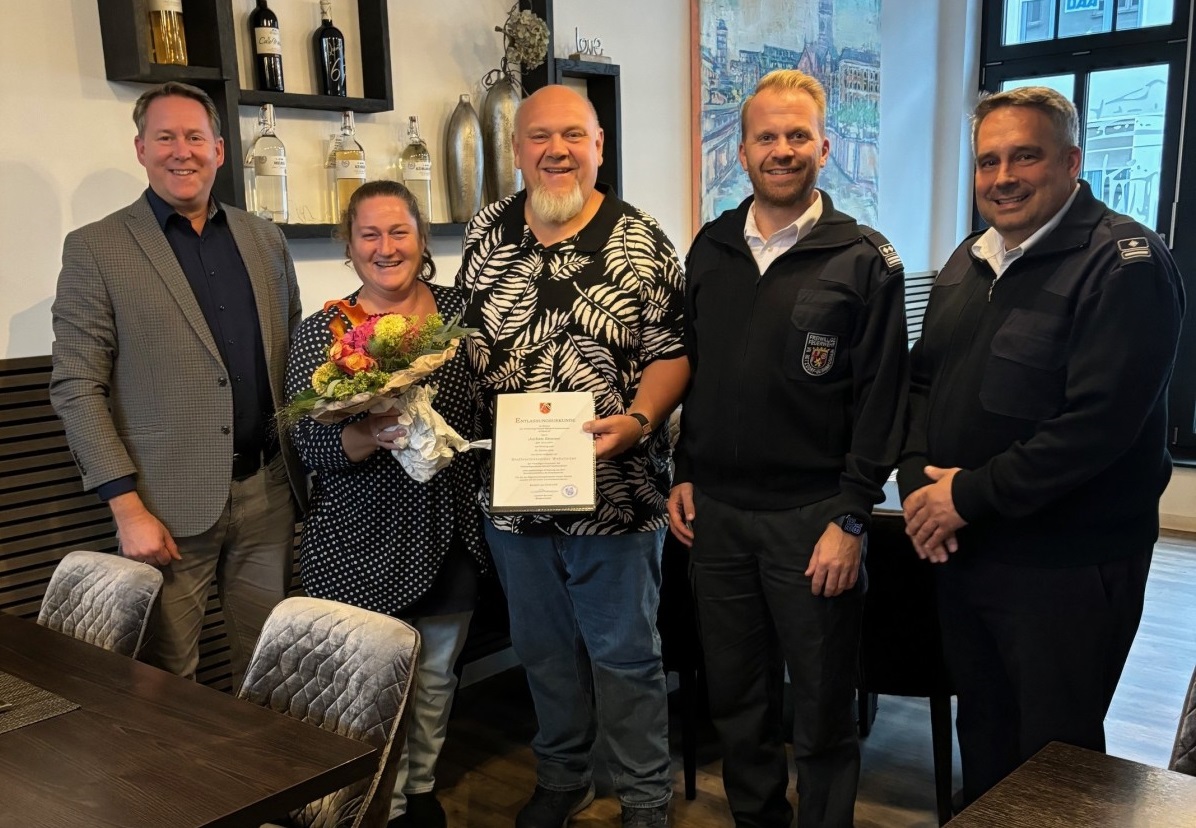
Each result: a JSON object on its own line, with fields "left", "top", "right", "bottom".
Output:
{"left": 983, "top": 0, "right": 1190, "bottom": 63}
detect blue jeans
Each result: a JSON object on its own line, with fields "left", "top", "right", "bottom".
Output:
{"left": 484, "top": 522, "right": 671, "bottom": 808}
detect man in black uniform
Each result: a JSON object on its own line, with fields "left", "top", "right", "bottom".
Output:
{"left": 668, "top": 69, "right": 908, "bottom": 828}
{"left": 899, "top": 86, "right": 1185, "bottom": 804}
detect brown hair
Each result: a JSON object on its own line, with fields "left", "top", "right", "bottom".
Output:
{"left": 132, "top": 81, "right": 221, "bottom": 138}
{"left": 338, "top": 180, "right": 436, "bottom": 280}
{"left": 971, "top": 86, "right": 1079, "bottom": 156}
{"left": 741, "top": 69, "right": 827, "bottom": 138}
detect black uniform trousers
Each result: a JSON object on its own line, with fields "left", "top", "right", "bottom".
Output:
{"left": 689, "top": 487, "right": 864, "bottom": 828}
{"left": 936, "top": 545, "right": 1152, "bottom": 804}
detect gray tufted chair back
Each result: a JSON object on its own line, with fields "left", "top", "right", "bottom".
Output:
{"left": 238, "top": 596, "right": 420, "bottom": 828}
{"left": 1171, "top": 664, "right": 1196, "bottom": 776}
{"left": 36, "top": 550, "right": 164, "bottom": 658}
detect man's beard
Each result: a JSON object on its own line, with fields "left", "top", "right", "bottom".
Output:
{"left": 748, "top": 163, "right": 818, "bottom": 212}
{"left": 528, "top": 181, "right": 586, "bottom": 225}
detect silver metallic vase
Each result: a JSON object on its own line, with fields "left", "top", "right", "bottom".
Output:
{"left": 446, "top": 94, "right": 484, "bottom": 222}
{"left": 481, "top": 74, "right": 523, "bottom": 203}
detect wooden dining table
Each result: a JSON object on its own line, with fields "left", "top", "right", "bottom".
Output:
{"left": 0, "top": 611, "right": 377, "bottom": 828}
{"left": 947, "top": 741, "right": 1196, "bottom": 826}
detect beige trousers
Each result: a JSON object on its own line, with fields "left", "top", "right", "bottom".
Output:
{"left": 139, "top": 452, "right": 296, "bottom": 685}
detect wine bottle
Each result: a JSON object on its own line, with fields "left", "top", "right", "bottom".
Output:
{"left": 401, "top": 116, "right": 433, "bottom": 221}
{"left": 313, "top": 0, "right": 347, "bottom": 97}
{"left": 251, "top": 104, "right": 288, "bottom": 223}
{"left": 147, "top": 0, "right": 188, "bottom": 66}
{"left": 250, "top": 0, "right": 284, "bottom": 92}
{"left": 330, "top": 111, "right": 366, "bottom": 220}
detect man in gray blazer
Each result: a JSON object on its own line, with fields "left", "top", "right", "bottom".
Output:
{"left": 49, "top": 82, "right": 304, "bottom": 683}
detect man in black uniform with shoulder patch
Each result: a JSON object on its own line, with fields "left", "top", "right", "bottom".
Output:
{"left": 898, "top": 86, "right": 1185, "bottom": 805}
{"left": 669, "top": 69, "right": 908, "bottom": 828}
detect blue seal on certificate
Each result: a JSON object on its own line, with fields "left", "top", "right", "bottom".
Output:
{"left": 561, "top": 484, "right": 578, "bottom": 498}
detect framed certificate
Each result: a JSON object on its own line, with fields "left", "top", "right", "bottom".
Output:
{"left": 490, "top": 392, "right": 597, "bottom": 514}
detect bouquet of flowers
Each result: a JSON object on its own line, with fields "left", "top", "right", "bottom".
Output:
{"left": 280, "top": 299, "right": 477, "bottom": 482}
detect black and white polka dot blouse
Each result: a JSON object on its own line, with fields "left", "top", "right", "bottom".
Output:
{"left": 284, "top": 283, "right": 487, "bottom": 616}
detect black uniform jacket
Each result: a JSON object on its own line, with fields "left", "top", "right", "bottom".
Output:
{"left": 675, "top": 192, "right": 909, "bottom": 530}
{"left": 897, "top": 181, "right": 1185, "bottom": 566}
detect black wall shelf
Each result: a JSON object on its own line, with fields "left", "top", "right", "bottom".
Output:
{"left": 97, "top": 0, "right": 393, "bottom": 211}
{"left": 525, "top": 1, "right": 623, "bottom": 195}
{"left": 97, "top": 0, "right": 617, "bottom": 237}
{"left": 555, "top": 59, "right": 622, "bottom": 197}
{"left": 239, "top": 90, "right": 391, "bottom": 114}
{"left": 97, "top": 0, "right": 232, "bottom": 82}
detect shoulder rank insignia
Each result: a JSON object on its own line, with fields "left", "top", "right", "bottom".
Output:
{"left": 1117, "top": 237, "right": 1151, "bottom": 261}
{"left": 862, "top": 227, "right": 904, "bottom": 274}
{"left": 876, "top": 242, "right": 903, "bottom": 271}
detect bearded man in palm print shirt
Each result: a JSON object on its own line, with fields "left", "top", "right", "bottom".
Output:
{"left": 456, "top": 85, "right": 688, "bottom": 828}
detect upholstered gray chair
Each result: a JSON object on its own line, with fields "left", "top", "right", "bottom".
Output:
{"left": 36, "top": 549, "right": 164, "bottom": 658}
{"left": 238, "top": 596, "right": 421, "bottom": 828}
{"left": 1170, "top": 664, "right": 1196, "bottom": 776}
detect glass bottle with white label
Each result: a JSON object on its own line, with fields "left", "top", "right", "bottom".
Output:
{"left": 401, "top": 115, "right": 433, "bottom": 220}
{"left": 330, "top": 110, "right": 366, "bottom": 221}
{"left": 147, "top": 0, "right": 188, "bottom": 65}
{"left": 250, "top": 104, "right": 288, "bottom": 223}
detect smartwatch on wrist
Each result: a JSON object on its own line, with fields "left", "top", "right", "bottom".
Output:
{"left": 834, "top": 514, "right": 866, "bottom": 537}
{"left": 628, "top": 412, "right": 652, "bottom": 444}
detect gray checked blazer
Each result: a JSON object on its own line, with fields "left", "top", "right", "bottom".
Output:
{"left": 49, "top": 194, "right": 307, "bottom": 537}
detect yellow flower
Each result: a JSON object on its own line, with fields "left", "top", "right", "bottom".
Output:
{"left": 372, "top": 314, "right": 411, "bottom": 347}
{"left": 311, "top": 361, "right": 341, "bottom": 394}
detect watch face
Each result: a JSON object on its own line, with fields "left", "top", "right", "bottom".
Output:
{"left": 840, "top": 515, "right": 865, "bottom": 536}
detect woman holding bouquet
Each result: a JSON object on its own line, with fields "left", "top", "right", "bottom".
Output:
{"left": 284, "top": 180, "right": 485, "bottom": 828}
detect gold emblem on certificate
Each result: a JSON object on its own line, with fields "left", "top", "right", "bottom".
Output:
{"left": 490, "top": 392, "right": 597, "bottom": 514}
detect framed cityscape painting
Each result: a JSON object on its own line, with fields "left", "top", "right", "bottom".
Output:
{"left": 691, "top": 0, "right": 882, "bottom": 228}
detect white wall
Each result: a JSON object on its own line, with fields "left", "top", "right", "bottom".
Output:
{"left": 2, "top": 0, "right": 1191, "bottom": 528}
{"left": 877, "top": 0, "right": 980, "bottom": 272}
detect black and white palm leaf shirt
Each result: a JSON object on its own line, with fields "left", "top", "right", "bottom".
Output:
{"left": 456, "top": 186, "right": 686, "bottom": 535}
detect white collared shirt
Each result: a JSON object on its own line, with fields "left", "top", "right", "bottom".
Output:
{"left": 744, "top": 192, "right": 824, "bottom": 277}
{"left": 972, "top": 184, "right": 1081, "bottom": 278}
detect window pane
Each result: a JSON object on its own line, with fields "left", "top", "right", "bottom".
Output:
{"left": 1116, "top": 0, "right": 1175, "bottom": 31}
{"left": 1003, "top": 0, "right": 1056, "bottom": 44}
{"left": 1000, "top": 74, "right": 1077, "bottom": 99}
{"left": 1082, "top": 64, "right": 1168, "bottom": 227}
{"left": 1058, "top": 0, "right": 1114, "bottom": 38}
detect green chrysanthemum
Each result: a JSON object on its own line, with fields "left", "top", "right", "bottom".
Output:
{"left": 311, "top": 361, "right": 342, "bottom": 394}
{"left": 372, "top": 314, "right": 410, "bottom": 346}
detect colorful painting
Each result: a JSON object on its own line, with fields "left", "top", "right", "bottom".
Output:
{"left": 691, "top": 0, "right": 882, "bottom": 227}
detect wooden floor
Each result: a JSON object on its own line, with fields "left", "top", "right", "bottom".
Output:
{"left": 437, "top": 536, "right": 1196, "bottom": 826}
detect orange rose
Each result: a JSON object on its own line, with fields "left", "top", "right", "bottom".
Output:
{"left": 338, "top": 351, "right": 377, "bottom": 375}
{"left": 328, "top": 340, "right": 347, "bottom": 362}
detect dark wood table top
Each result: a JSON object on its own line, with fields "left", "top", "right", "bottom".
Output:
{"left": 947, "top": 741, "right": 1196, "bottom": 827}
{"left": 0, "top": 611, "right": 377, "bottom": 828}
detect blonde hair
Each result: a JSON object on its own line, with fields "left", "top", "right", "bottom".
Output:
{"left": 741, "top": 69, "right": 827, "bottom": 137}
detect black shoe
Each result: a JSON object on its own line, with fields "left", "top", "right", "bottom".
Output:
{"left": 621, "top": 803, "right": 669, "bottom": 827}
{"left": 388, "top": 791, "right": 446, "bottom": 828}
{"left": 515, "top": 783, "right": 596, "bottom": 828}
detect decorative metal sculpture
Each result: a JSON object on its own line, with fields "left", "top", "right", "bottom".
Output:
{"left": 446, "top": 94, "right": 484, "bottom": 222}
